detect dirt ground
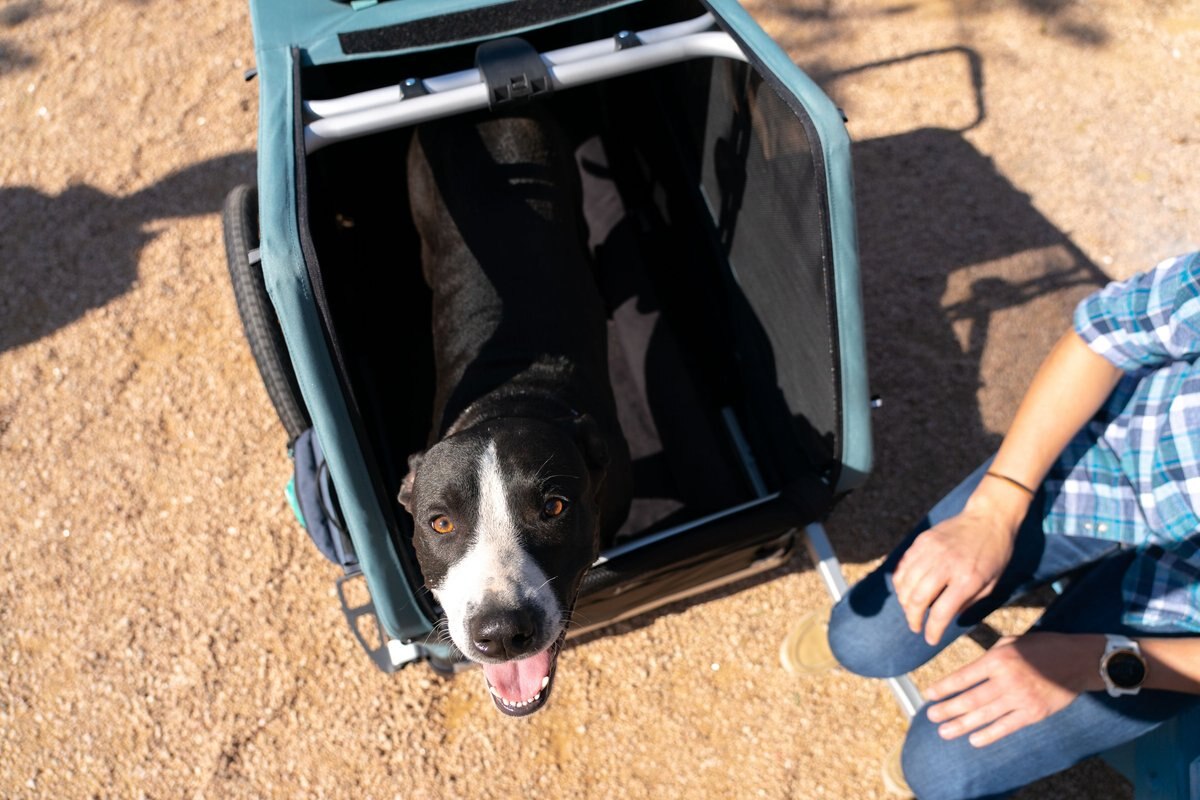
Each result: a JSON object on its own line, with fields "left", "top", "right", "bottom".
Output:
{"left": 2, "top": 0, "right": 1198, "bottom": 798}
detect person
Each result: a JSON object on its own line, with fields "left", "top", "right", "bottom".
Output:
{"left": 822, "top": 251, "right": 1200, "bottom": 798}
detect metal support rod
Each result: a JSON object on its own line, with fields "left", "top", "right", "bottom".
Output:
{"left": 303, "top": 13, "right": 719, "bottom": 122}
{"left": 304, "top": 30, "right": 746, "bottom": 152}
{"left": 804, "top": 522, "right": 925, "bottom": 720}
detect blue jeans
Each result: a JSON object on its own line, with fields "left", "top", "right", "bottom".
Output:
{"left": 829, "top": 461, "right": 1200, "bottom": 800}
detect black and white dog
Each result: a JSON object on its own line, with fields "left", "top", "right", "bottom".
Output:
{"left": 399, "top": 108, "right": 632, "bottom": 716}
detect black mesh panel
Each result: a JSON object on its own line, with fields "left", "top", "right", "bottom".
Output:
{"left": 698, "top": 60, "right": 838, "bottom": 481}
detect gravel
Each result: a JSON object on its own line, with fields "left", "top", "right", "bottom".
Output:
{"left": 2, "top": 0, "right": 1197, "bottom": 797}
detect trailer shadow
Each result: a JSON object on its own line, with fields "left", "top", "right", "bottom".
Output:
{"left": 829, "top": 125, "right": 1109, "bottom": 565}
{"left": 0, "top": 152, "right": 256, "bottom": 354}
{"left": 757, "top": 0, "right": 1109, "bottom": 51}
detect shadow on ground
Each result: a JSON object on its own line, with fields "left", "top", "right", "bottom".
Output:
{"left": 1, "top": 0, "right": 46, "bottom": 73}
{"left": 0, "top": 152, "right": 255, "bottom": 354}
{"left": 837, "top": 123, "right": 1109, "bottom": 562}
{"left": 762, "top": 0, "right": 1109, "bottom": 51}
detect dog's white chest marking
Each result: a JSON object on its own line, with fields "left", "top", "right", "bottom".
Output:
{"left": 437, "top": 441, "right": 559, "bottom": 654}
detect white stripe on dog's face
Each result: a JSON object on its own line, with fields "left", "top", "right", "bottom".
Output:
{"left": 435, "top": 440, "right": 560, "bottom": 660}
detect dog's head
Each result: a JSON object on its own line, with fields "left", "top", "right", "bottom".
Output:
{"left": 398, "top": 415, "right": 609, "bottom": 716}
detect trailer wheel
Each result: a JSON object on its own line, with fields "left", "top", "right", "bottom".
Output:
{"left": 223, "top": 183, "right": 310, "bottom": 445}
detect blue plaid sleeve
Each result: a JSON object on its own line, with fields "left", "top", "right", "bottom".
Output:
{"left": 1075, "top": 251, "right": 1200, "bottom": 371}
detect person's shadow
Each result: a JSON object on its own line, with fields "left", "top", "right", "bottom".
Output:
{"left": 0, "top": 152, "right": 256, "bottom": 354}
{"left": 812, "top": 49, "right": 1112, "bottom": 565}
{"left": 1, "top": 0, "right": 43, "bottom": 73}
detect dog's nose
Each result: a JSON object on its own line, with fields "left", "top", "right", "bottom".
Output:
{"left": 471, "top": 608, "right": 540, "bottom": 660}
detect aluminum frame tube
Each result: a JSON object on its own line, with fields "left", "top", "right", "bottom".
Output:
{"left": 302, "top": 13, "right": 719, "bottom": 122}
{"left": 805, "top": 522, "right": 925, "bottom": 720}
{"left": 304, "top": 30, "right": 746, "bottom": 152}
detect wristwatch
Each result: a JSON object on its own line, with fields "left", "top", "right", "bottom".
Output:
{"left": 1099, "top": 634, "right": 1147, "bottom": 697}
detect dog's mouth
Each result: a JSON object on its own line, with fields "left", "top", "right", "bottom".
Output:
{"left": 481, "top": 631, "right": 565, "bottom": 717}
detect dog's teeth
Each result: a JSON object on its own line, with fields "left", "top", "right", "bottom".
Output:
{"left": 541, "top": 676, "right": 550, "bottom": 689}
{"left": 493, "top": 688, "right": 546, "bottom": 710}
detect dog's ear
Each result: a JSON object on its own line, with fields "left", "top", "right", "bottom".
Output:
{"left": 570, "top": 413, "right": 610, "bottom": 477}
{"left": 397, "top": 451, "right": 424, "bottom": 513}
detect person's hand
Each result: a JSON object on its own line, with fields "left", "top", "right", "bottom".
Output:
{"left": 892, "top": 489, "right": 1022, "bottom": 645}
{"left": 923, "top": 631, "right": 1104, "bottom": 747}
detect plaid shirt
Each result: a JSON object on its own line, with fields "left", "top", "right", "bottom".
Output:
{"left": 1042, "top": 251, "right": 1200, "bottom": 632}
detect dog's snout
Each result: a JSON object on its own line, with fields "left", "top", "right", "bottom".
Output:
{"left": 471, "top": 608, "right": 540, "bottom": 660}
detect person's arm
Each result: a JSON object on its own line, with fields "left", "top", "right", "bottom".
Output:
{"left": 895, "top": 254, "right": 1200, "bottom": 645}
{"left": 986, "top": 329, "right": 1124, "bottom": 498}
{"left": 1140, "top": 636, "right": 1200, "bottom": 693}
{"left": 892, "top": 330, "right": 1124, "bottom": 645}
{"left": 921, "top": 632, "right": 1200, "bottom": 747}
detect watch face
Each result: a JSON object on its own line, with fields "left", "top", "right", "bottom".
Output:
{"left": 1106, "top": 651, "right": 1146, "bottom": 689}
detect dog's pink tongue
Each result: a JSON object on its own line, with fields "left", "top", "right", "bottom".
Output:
{"left": 483, "top": 648, "right": 553, "bottom": 703}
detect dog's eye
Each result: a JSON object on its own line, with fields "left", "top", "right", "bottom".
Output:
{"left": 430, "top": 515, "right": 455, "bottom": 534}
{"left": 543, "top": 498, "right": 567, "bottom": 518}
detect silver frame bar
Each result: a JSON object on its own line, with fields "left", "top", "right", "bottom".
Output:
{"left": 303, "top": 22, "right": 746, "bottom": 152}
{"left": 303, "top": 13, "right": 720, "bottom": 122}
{"left": 805, "top": 522, "right": 924, "bottom": 719}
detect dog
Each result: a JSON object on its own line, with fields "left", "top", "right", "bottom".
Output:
{"left": 399, "top": 107, "right": 632, "bottom": 717}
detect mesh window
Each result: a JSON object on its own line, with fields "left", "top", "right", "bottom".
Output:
{"left": 697, "top": 60, "right": 839, "bottom": 482}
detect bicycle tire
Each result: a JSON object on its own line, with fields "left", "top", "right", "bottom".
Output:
{"left": 223, "top": 183, "right": 311, "bottom": 445}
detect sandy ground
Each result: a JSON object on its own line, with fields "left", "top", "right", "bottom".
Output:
{"left": 2, "top": 0, "right": 1199, "bottom": 798}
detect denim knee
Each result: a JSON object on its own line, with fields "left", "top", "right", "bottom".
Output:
{"left": 828, "top": 580, "right": 935, "bottom": 678}
{"left": 828, "top": 593, "right": 888, "bottom": 676}
{"left": 901, "top": 709, "right": 1011, "bottom": 800}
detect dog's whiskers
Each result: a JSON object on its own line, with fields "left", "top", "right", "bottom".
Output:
{"left": 418, "top": 619, "right": 466, "bottom": 663}
{"left": 561, "top": 608, "right": 591, "bottom": 623}
{"left": 533, "top": 455, "right": 555, "bottom": 481}
{"left": 560, "top": 608, "right": 596, "bottom": 629}
{"left": 421, "top": 618, "right": 450, "bottom": 648}
{"left": 538, "top": 473, "right": 580, "bottom": 488}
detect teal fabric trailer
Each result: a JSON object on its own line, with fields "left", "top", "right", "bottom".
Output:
{"left": 230, "top": 0, "right": 879, "bottom": 676}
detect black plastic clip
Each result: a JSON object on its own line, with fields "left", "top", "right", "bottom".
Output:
{"left": 475, "top": 37, "right": 552, "bottom": 110}
{"left": 614, "top": 30, "right": 642, "bottom": 50}
{"left": 399, "top": 77, "right": 428, "bottom": 99}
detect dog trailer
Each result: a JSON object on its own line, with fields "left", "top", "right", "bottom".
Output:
{"left": 226, "top": 0, "right": 921, "bottom": 717}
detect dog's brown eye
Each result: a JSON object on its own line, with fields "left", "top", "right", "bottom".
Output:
{"left": 543, "top": 498, "right": 566, "bottom": 518}
{"left": 431, "top": 515, "right": 455, "bottom": 534}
